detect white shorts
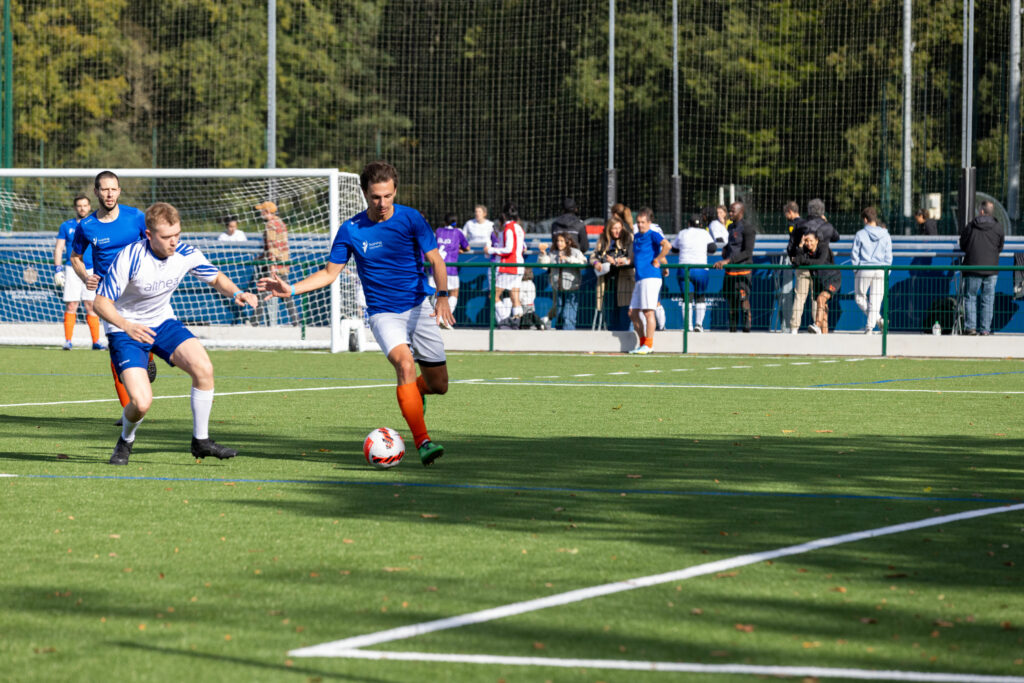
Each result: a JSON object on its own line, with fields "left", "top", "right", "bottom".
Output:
{"left": 428, "top": 274, "right": 460, "bottom": 290}
{"left": 63, "top": 266, "right": 95, "bottom": 303}
{"left": 629, "top": 277, "right": 662, "bottom": 310}
{"left": 495, "top": 272, "right": 522, "bottom": 291}
{"left": 368, "top": 298, "right": 446, "bottom": 364}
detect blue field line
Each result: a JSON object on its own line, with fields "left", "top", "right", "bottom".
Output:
{"left": 15, "top": 473, "right": 1020, "bottom": 504}
{"left": 811, "top": 369, "right": 1024, "bottom": 388}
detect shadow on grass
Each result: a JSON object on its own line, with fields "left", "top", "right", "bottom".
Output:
{"left": 112, "top": 642, "right": 388, "bottom": 681}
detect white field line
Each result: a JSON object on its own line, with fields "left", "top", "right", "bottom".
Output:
{"left": 289, "top": 502, "right": 1024, "bottom": 657}
{"left": 4, "top": 378, "right": 1024, "bottom": 410}
{"left": 321, "top": 650, "right": 1024, "bottom": 683}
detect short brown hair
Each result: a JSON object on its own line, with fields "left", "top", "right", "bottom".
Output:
{"left": 861, "top": 206, "right": 878, "bottom": 223}
{"left": 783, "top": 200, "right": 799, "bottom": 214}
{"left": 360, "top": 161, "right": 398, "bottom": 191}
{"left": 145, "top": 202, "right": 180, "bottom": 230}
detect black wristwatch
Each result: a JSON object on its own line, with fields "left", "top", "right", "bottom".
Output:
{"left": 435, "top": 290, "right": 449, "bottom": 297}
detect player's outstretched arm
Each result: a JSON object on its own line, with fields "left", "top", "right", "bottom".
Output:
{"left": 258, "top": 262, "right": 345, "bottom": 300}
{"left": 93, "top": 294, "right": 156, "bottom": 344}
{"left": 209, "top": 273, "right": 260, "bottom": 309}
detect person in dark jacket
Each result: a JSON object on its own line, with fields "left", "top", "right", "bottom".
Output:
{"left": 959, "top": 200, "right": 1005, "bottom": 335}
{"left": 782, "top": 200, "right": 811, "bottom": 333}
{"left": 915, "top": 208, "right": 939, "bottom": 236}
{"left": 713, "top": 201, "right": 756, "bottom": 332}
{"left": 792, "top": 231, "right": 840, "bottom": 334}
{"left": 551, "top": 197, "right": 589, "bottom": 256}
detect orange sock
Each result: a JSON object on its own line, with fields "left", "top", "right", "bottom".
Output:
{"left": 644, "top": 337, "right": 654, "bottom": 348}
{"left": 416, "top": 375, "right": 429, "bottom": 396}
{"left": 86, "top": 315, "right": 100, "bottom": 344}
{"left": 110, "top": 361, "right": 130, "bottom": 408}
{"left": 63, "top": 312, "right": 75, "bottom": 342}
{"left": 396, "top": 382, "right": 429, "bottom": 447}
{"left": 639, "top": 336, "right": 648, "bottom": 347}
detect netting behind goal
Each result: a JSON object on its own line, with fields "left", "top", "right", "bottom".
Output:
{"left": 0, "top": 169, "right": 366, "bottom": 350}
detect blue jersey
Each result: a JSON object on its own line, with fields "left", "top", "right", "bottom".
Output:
{"left": 328, "top": 204, "right": 438, "bottom": 316}
{"left": 633, "top": 229, "right": 666, "bottom": 280}
{"left": 57, "top": 217, "right": 93, "bottom": 270}
{"left": 71, "top": 205, "right": 147, "bottom": 279}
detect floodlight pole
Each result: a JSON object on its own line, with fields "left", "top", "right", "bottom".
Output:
{"left": 671, "top": 0, "right": 681, "bottom": 234}
{"left": 606, "top": 0, "right": 616, "bottom": 219}
{"left": 901, "top": 0, "right": 913, "bottom": 230}
{"left": 1008, "top": 0, "right": 1021, "bottom": 233}
{"left": 267, "top": 0, "right": 277, "bottom": 171}
{"left": 958, "top": 0, "right": 977, "bottom": 230}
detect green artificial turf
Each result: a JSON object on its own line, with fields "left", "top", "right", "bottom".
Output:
{"left": 1, "top": 347, "right": 1022, "bottom": 682}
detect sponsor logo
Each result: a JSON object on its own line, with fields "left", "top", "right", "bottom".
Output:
{"left": 118, "top": 359, "right": 131, "bottom": 367}
{"left": 363, "top": 240, "right": 383, "bottom": 253}
{"left": 143, "top": 278, "right": 181, "bottom": 293}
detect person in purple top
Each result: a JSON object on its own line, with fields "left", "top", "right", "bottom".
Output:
{"left": 430, "top": 213, "right": 470, "bottom": 324}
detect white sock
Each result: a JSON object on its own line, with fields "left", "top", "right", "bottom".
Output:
{"left": 695, "top": 302, "right": 707, "bottom": 327}
{"left": 513, "top": 306, "right": 523, "bottom": 317}
{"left": 191, "top": 387, "right": 214, "bottom": 439}
{"left": 121, "top": 411, "right": 143, "bottom": 443}
{"left": 449, "top": 295, "right": 458, "bottom": 313}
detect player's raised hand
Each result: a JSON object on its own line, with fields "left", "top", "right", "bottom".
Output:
{"left": 257, "top": 272, "right": 290, "bottom": 300}
{"left": 124, "top": 321, "right": 156, "bottom": 344}
{"left": 235, "top": 291, "right": 260, "bottom": 309}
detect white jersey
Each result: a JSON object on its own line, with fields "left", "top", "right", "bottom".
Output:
{"left": 97, "top": 239, "right": 220, "bottom": 333}
{"left": 708, "top": 219, "right": 728, "bottom": 244}
{"left": 217, "top": 229, "right": 247, "bottom": 242}
{"left": 671, "top": 227, "right": 715, "bottom": 265}
{"left": 462, "top": 218, "right": 494, "bottom": 247}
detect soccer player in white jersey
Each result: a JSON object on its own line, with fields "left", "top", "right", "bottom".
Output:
{"left": 94, "top": 202, "right": 259, "bottom": 466}
{"left": 259, "top": 161, "right": 455, "bottom": 466}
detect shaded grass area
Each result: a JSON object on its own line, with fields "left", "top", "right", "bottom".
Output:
{"left": 0, "top": 347, "right": 1022, "bottom": 682}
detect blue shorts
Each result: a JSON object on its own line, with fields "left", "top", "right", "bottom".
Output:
{"left": 678, "top": 268, "right": 709, "bottom": 295}
{"left": 108, "top": 319, "right": 196, "bottom": 377}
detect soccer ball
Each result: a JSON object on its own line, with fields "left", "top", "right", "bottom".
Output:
{"left": 363, "top": 427, "right": 406, "bottom": 469}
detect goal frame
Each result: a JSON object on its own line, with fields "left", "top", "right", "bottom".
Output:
{"left": 0, "top": 168, "right": 362, "bottom": 353}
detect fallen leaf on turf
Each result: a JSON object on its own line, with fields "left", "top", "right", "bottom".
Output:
{"left": 342, "top": 539, "right": 354, "bottom": 544}
{"left": 626, "top": 474, "right": 642, "bottom": 479}
{"left": 782, "top": 429, "right": 794, "bottom": 433}
{"left": 533, "top": 642, "right": 545, "bottom": 650}
{"left": 802, "top": 641, "right": 821, "bottom": 648}
{"left": 715, "top": 571, "right": 738, "bottom": 579}
{"left": 934, "top": 620, "right": 954, "bottom": 628}
{"left": 57, "top": 454, "right": 68, "bottom": 460}
{"left": 832, "top": 586, "right": 847, "bottom": 593}
{"left": 710, "top": 650, "right": 729, "bottom": 657}
{"left": 691, "top": 608, "right": 703, "bottom": 615}
{"left": 860, "top": 617, "right": 878, "bottom": 624}
{"left": 1002, "top": 621, "right": 1015, "bottom": 630}
{"left": 885, "top": 573, "right": 908, "bottom": 579}
{"left": 109, "top": 534, "right": 120, "bottom": 539}
{"left": 383, "top": 567, "right": 407, "bottom": 572}
{"left": 734, "top": 623, "right": 755, "bottom": 632}
{"left": 612, "top": 405, "right": 622, "bottom": 411}
{"left": 317, "top": 448, "right": 331, "bottom": 452}
{"left": 815, "top": 429, "right": 833, "bottom": 433}
{"left": 420, "top": 513, "right": 438, "bottom": 519}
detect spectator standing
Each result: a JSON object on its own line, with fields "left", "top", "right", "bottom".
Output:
{"left": 915, "top": 208, "right": 939, "bottom": 236}
{"left": 708, "top": 205, "right": 729, "bottom": 246}
{"left": 628, "top": 207, "right": 671, "bottom": 354}
{"left": 789, "top": 198, "right": 837, "bottom": 331}
{"left": 431, "top": 213, "right": 470, "bottom": 324}
{"left": 537, "top": 233, "right": 586, "bottom": 330}
{"left": 792, "top": 232, "right": 840, "bottom": 334}
{"left": 551, "top": 197, "right": 589, "bottom": 255}
{"left": 610, "top": 203, "right": 634, "bottom": 235}
{"left": 54, "top": 195, "right": 105, "bottom": 350}
{"left": 485, "top": 202, "right": 526, "bottom": 326}
{"left": 592, "top": 216, "right": 634, "bottom": 330}
{"left": 255, "top": 200, "right": 300, "bottom": 327}
{"left": 713, "top": 201, "right": 756, "bottom": 332}
{"left": 462, "top": 204, "right": 494, "bottom": 248}
{"left": 959, "top": 200, "right": 1005, "bottom": 335}
{"left": 671, "top": 213, "right": 716, "bottom": 332}
{"left": 217, "top": 215, "right": 247, "bottom": 242}
{"left": 851, "top": 206, "right": 892, "bottom": 334}
{"left": 803, "top": 198, "right": 840, "bottom": 244}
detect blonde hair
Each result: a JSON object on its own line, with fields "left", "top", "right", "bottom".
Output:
{"left": 145, "top": 202, "right": 180, "bottom": 230}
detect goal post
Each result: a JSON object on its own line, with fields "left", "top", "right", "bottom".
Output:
{"left": 0, "top": 168, "right": 367, "bottom": 351}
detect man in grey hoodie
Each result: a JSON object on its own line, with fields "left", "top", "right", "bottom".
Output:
{"left": 960, "top": 200, "right": 1005, "bottom": 335}
{"left": 851, "top": 206, "right": 892, "bottom": 334}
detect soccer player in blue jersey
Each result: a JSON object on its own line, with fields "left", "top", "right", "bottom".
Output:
{"left": 628, "top": 207, "right": 671, "bottom": 354}
{"left": 260, "top": 161, "right": 455, "bottom": 466}
{"left": 53, "top": 194, "right": 105, "bottom": 350}
{"left": 93, "top": 202, "right": 259, "bottom": 466}
{"left": 69, "top": 171, "right": 157, "bottom": 420}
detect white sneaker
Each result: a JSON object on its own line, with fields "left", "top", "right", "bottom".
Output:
{"left": 808, "top": 324, "right": 821, "bottom": 335}
{"left": 635, "top": 345, "right": 652, "bottom": 355}
{"left": 694, "top": 326, "right": 703, "bottom": 333}
{"left": 790, "top": 328, "right": 798, "bottom": 335}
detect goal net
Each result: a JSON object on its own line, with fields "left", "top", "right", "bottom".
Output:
{"left": 0, "top": 169, "right": 366, "bottom": 351}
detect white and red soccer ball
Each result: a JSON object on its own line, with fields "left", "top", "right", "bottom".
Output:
{"left": 363, "top": 427, "right": 405, "bottom": 469}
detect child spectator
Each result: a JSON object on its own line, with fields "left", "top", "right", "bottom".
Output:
{"left": 518, "top": 268, "right": 544, "bottom": 329}
{"left": 537, "top": 233, "right": 586, "bottom": 330}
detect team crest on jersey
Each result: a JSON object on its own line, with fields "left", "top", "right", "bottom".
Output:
{"left": 362, "top": 240, "right": 368, "bottom": 253}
